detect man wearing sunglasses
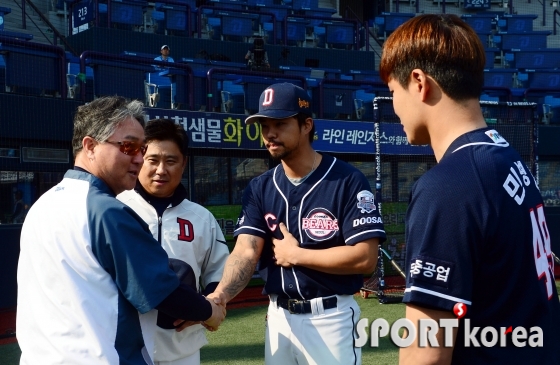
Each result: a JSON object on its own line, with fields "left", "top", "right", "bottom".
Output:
{"left": 118, "top": 119, "right": 230, "bottom": 365}
{"left": 17, "top": 96, "right": 225, "bottom": 365}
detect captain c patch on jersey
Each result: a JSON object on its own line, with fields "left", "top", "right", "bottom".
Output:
{"left": 357, "top": 190, "right": 376, "bottom": 213}
{"left": 302, "top": 208, "right": 339, "bottom": 241}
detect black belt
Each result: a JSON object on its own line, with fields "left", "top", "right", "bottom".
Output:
{"left": 276, "top": 296, "right": 337, "bottom": 314}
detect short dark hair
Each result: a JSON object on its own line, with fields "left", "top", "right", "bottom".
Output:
{"left": 379, "top": 14, "right": 486, "bottom": 101}
{"left": 145, "top": 119, "right": 189, "bottom": 156}
{"left": 296, "top": 113, "right": 315, "bottom": 144}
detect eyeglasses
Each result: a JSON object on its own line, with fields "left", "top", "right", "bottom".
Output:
{"left": 104, "top": 140, "right": 147, "bottom": 156}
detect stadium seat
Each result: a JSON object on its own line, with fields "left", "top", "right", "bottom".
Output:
{"left": 498, "top": 14, "right": 537, "bottom": 32}
{"left": 246, "top": 0, "right": 274, "bottom": 8}
{"left": 0, "top": 54, "right": 5, "bottom": 92}
{"left": 221, "top": 14, "right": 255, "bottom": 42}
{"left": 149, "top": 10, "right": 165, "bottom": 34}
{"left": 378, "top": 12, "right": 415, "bottom": 40}
{"left": 67, "top": 55, "right": 94, "bottom": 100}
{"left": 324, "top": 21, "right": 355, "bottom": 49}
{"left": 221, "top": 81, "right": 245, "bottom": 114}
{"left": 285, "top": 19, "right": 308, "bottom": 46}
{"left": 292, "top": 0, "right": 319, "bottom": 10}
{"left": 542, "top": 96, "right": 560, "bottom": 124}
{"left": 110, "top": 1, "right": 145, "bottom": 30}
{"left": 498, "top": 31, "right": 550, "bottom": 51}
{"left": 354, "top": 89, "right": 375, "bottom": 121}
{"left": 526, "top": 70, "right": 560, "bottom": 90}
{"left": 461, "top": 14, "right": 496, "bottom": 34}
{"left": 313, "top": 26, "right": 326, "bottom": 48}
{"left": 164, "top": 7, "right": 190, "bottom": 37}
{"left": 206, "top": 17, "right": 222, "bottom": 40}
{"left": 505, "top": 49, "right": 560, "bottom": 70}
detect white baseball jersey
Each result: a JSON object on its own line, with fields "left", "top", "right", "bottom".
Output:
{"left": 118, "top": 184, "right": 229, "bottom": 362}
{"left": 17, "top": 169, "right": 179, "bottom": 365}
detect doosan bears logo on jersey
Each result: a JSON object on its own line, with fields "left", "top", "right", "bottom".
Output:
{"left": 302, "top": 208, "right": 339, "bottom": 241}
{"left": 356, "top": 190, "right": 376, "bottom": 213}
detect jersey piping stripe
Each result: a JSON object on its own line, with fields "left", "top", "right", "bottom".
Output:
{"left": 272, "top": 165, "right": 290, "bottom": 230}
{"left": 292, "top": 157, "right": 337, "bottom": 300}
{"left": 233, "top": 225, "right": 266, "bottom": 234}
{"left": 452, "top": 141, "right": 509, "bottom": 154}
{"left": 405, "top": 286, "right": 472, "bottom": 305}
{"left": 297, "top": 157, "right": 337, "bottom": 241}
{"left": 292, "top": 267, "right": 305, "bottom": 300}
{"left": 345, "top": 229, "right": 385, "bottom": 243}
{"left": 272, "top": 164, "right": 301, "bottom": 299}
{"left": 280, "top": 267, "right": 289, "bottom": 298}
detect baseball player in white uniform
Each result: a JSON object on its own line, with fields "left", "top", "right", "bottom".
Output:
{"left": 118, "top": 118, "right": 230, "bottom": 365}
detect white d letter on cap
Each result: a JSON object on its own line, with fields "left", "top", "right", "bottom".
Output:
{"left": 263, "top": 89, "right": 274, "bottom": 106}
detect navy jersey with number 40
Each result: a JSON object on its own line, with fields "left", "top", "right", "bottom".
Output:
{"left": 403, "top": 128, "right": 560, "bottom": 364}
{"left": 234, "top": 153, "right": 386, "bottom": 300}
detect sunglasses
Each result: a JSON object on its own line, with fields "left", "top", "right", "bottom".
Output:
{"left": 104, "top": 140, "right": 147, "bottom": 156}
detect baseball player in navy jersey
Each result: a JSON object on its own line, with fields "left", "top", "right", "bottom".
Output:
{"left": 17, "top": 97, "right": 225, "bottom": 365}
{"left": 118, "top": 119, "right": 230, "bottom": 365}
{"left": 203, "top": 82, "right": 386, "bottom": 365}
{"left": 379, "top": 14, "right": 560, "bottom": 365}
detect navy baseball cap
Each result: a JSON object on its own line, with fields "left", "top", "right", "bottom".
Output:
{"left": 245, "top": 83, "right": 311, "bottom": 124}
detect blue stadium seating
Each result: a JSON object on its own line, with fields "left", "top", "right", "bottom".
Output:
{"left": 93, "top": 62, "right": 152, "bottom": 100}
{"left": 526, "top": 70, "right": 560, "bottom": 90}
{"left": 484, "top": 68, "right": 516, "bottom": 88}
{"left": 208, "top": 0, "right": 247, "bottom": 11}
{"left": 542, "top": 96, "right": 560, "bottom": 124}
{"left": 354, "top": 89, "right": 376, "bottom": 121}
{"left": 284, "top": 19, "right": 308, "bottom": 46}
{"left": 374, "top": 12, "right": 415, "bottom": 40}
{"left": 292, "top": 0, "right": 319, "bottom": 10}
{"left": 497, "top": 14, "right": 537, "bottom": 32}
{"left": 0, "top": 40, "right": 65, "bottom": 97}
{"left": 221, "top": 13, "right": 255, "bottom": 41}
{"left": 485, "top": 48, "right": 498, "bottom": 69}
{"left": 165, "top": 7, "right": 189, "bottom": 36}
{"left": 504, "top": 49, "right": 560, "bottom": 70}
{"left": 246, "top": 0, "right": 274, "bottom": 7}
{"left": 0, "top": 55, "right": 5, "bottom": 92}
{"left": 461, "top": 14, "right": 496, "bottom": 34}
{"left": 314, "top": 83, "right": 358, "bottom": 119}
{"left": 206, "top": 16, "right": 222, "bottom": 40}
{"left": 497, "top": 31, "right": 550, "bottom": 51}
{"left": 110, "top": 1, "right": 145, "bottom": 30}
{"left": 324, "top": 21, "right": 354, "bottom": 49}
{"left": 66, "top": 53, "right": 94, "bottom": 100}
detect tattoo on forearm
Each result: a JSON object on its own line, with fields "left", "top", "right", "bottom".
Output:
{"left": 221, "top": 237, "right": 260, "bottom": 300}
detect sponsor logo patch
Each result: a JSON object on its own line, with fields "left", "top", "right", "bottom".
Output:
{"left": 353, "top": 216, "right": 383, "bottom": 227}
{"left": 357, "top": 190, "right": 376, "bottom": 213}
{"left": 302, "top": 208, "right": 339, "bottom": 241}
{"left": 485, "top": 129, "right": 507, "bottom": 144}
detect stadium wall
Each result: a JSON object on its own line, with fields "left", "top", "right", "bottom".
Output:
{"left": 66, "top": 27, "right": 378, "bottom": 73}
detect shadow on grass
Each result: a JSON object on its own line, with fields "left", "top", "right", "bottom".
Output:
{"left": 0, "top": 342, "right": 20, "bottom": 365}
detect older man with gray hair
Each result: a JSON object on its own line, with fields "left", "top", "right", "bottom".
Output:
{"left": 17, "top": 96, "right": 225, "bottom": 365}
